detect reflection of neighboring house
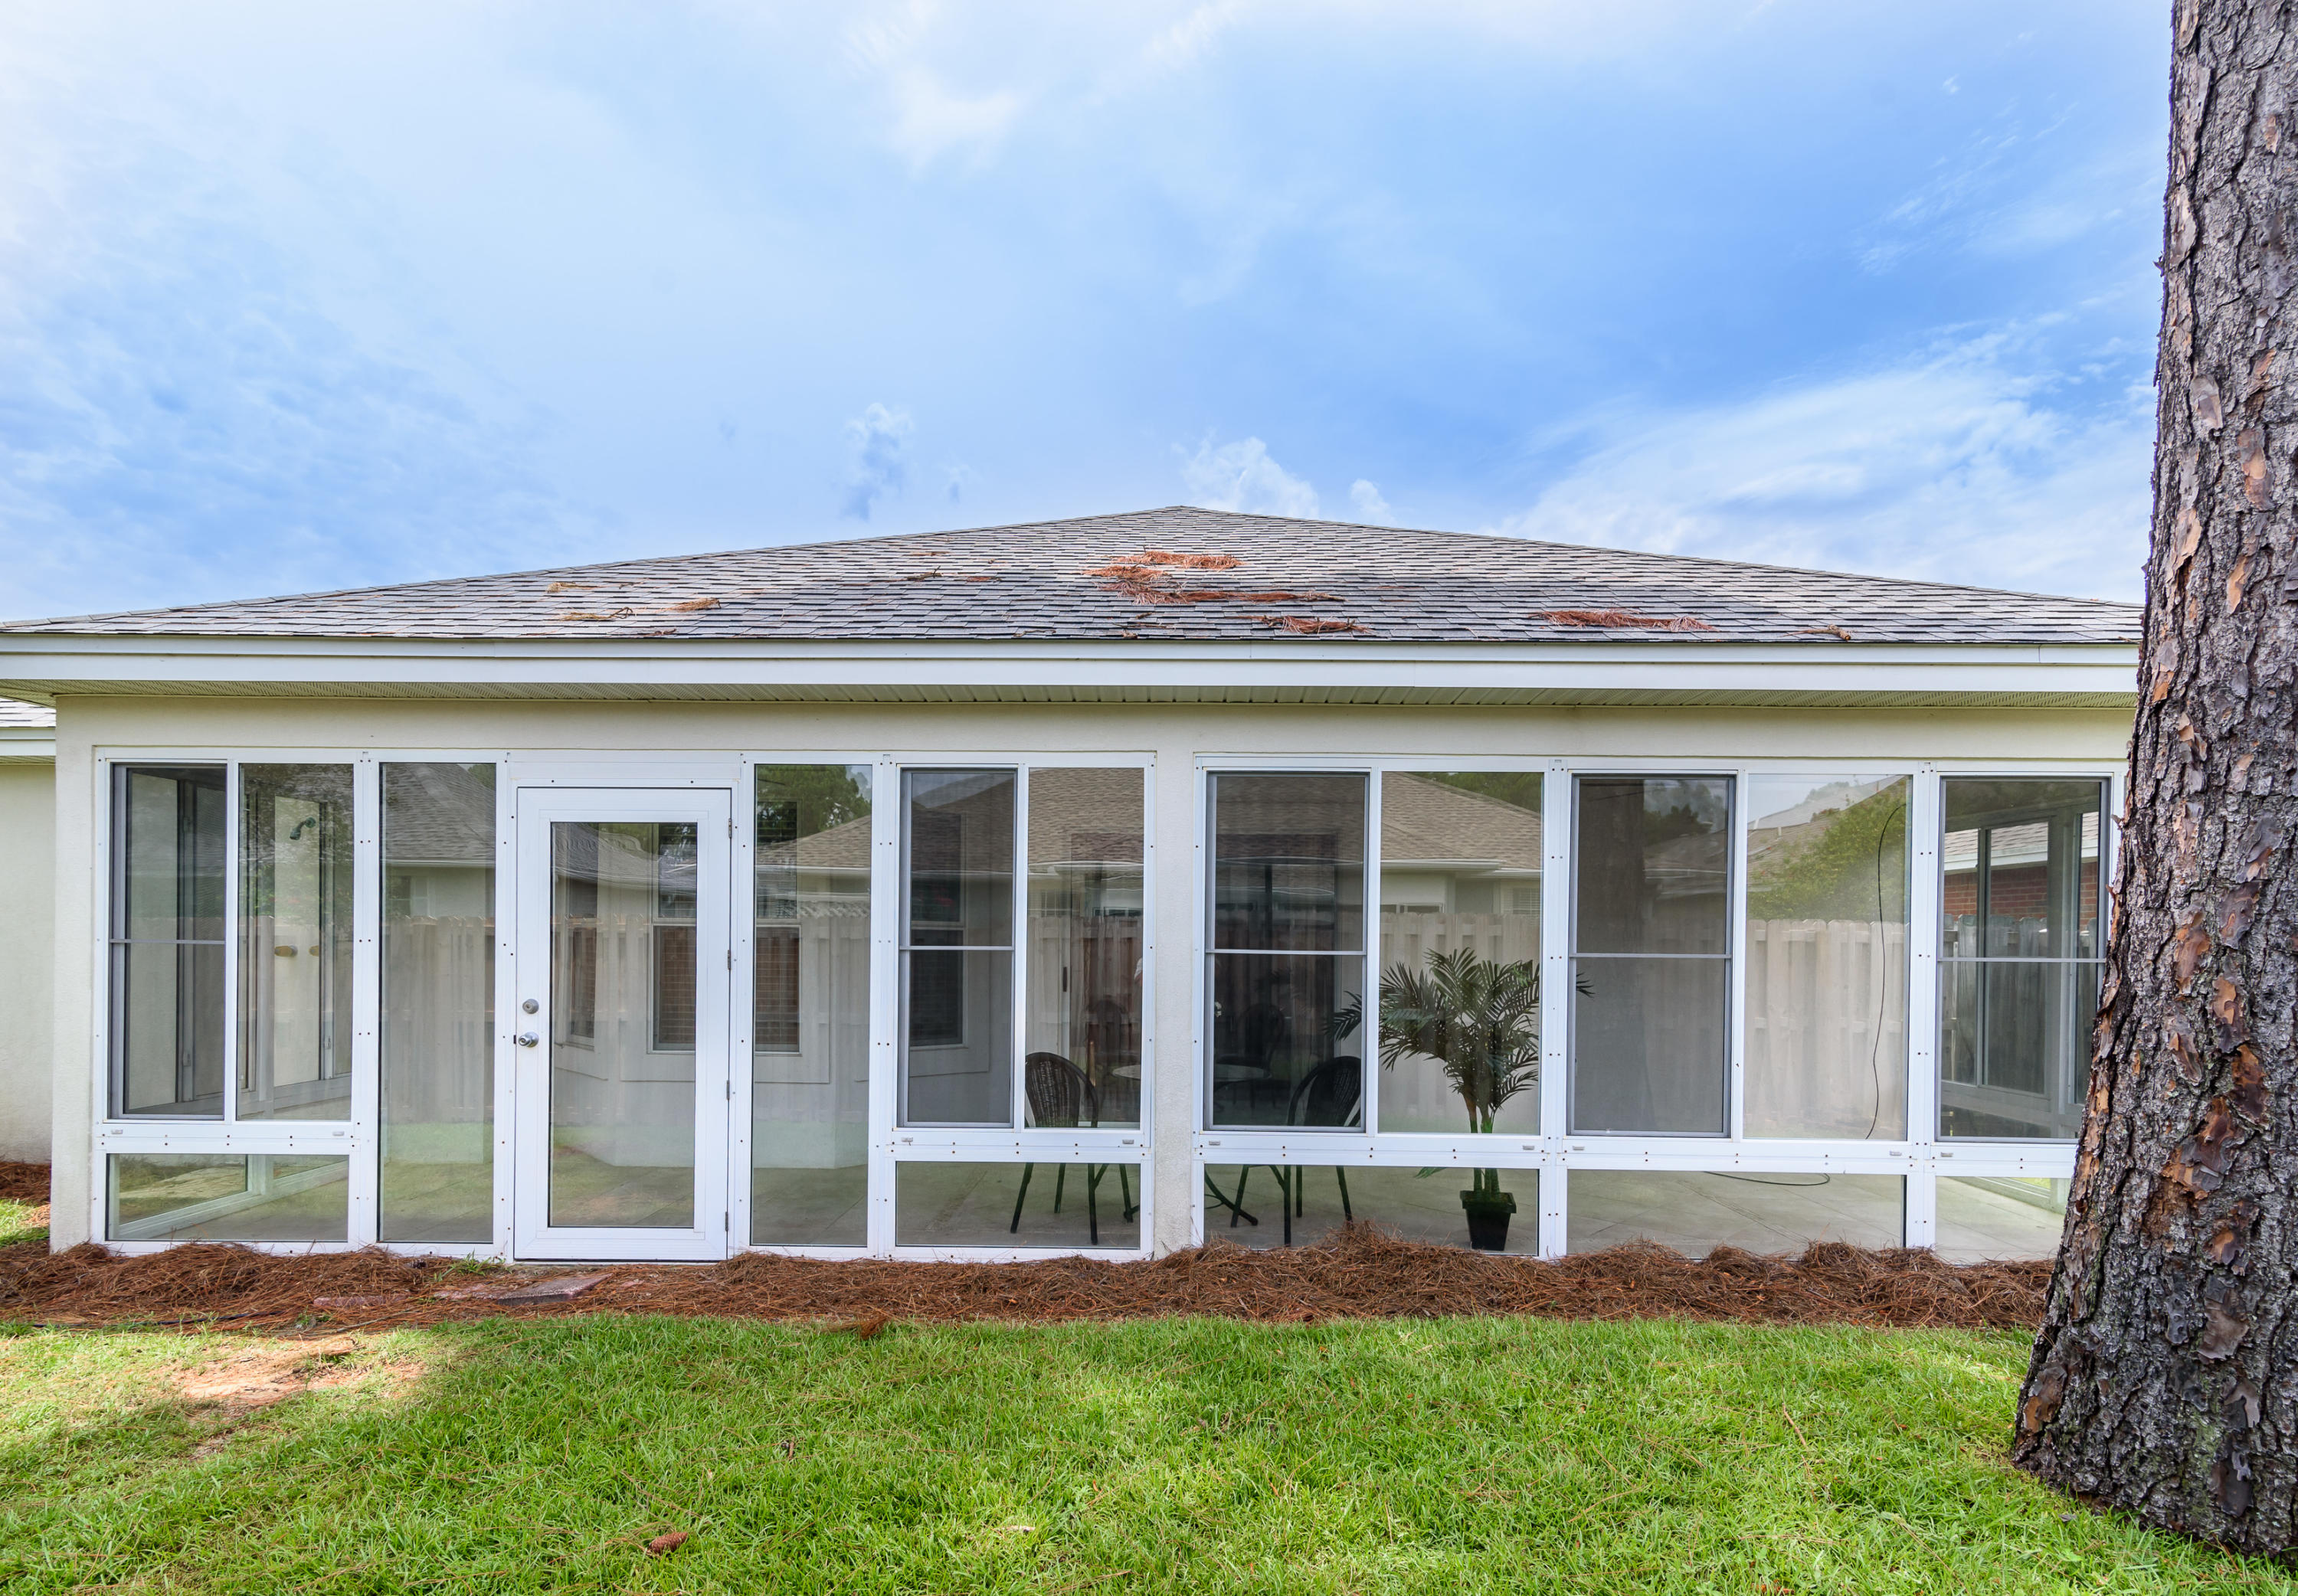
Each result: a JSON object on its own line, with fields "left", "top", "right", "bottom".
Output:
{"left": 1942, "top": 814, "right": 2101, "bottom": 926}
{"left": 1376, "top": 774, "right": 1541, "bottom": 917}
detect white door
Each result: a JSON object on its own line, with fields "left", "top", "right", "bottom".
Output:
{"left": 512, "top": 786, "right": 733, "bottom": 1261}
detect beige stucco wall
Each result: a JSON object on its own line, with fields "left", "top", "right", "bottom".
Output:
{"left": 44, "top": 693, "right": 2133, "bottom": 1250}
{"left": 0, "top": 759, "right": 54, "bottom": 1164}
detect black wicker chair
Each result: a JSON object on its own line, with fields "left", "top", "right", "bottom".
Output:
{"left": 1009, "top": 1051, "right": 1137, "bottom": 1244}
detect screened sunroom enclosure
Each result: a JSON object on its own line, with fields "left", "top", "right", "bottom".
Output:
{"left": 87, "top": 744, "right": 2106, "bottom": 1265}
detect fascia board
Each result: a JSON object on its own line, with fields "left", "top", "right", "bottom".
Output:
{"left": 0, "top": 633, "right": 2139, "bottom": 704}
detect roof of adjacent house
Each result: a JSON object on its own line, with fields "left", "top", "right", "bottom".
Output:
{"left": 0, "top": 508, "right": 2139, "bottom": 647}
{"left": 0, "top": 699, "right": 56, "bottom": 728}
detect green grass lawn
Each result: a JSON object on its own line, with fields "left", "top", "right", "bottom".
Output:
{"left": 1, "top": 1313, "right": 2288, "bottom": 1594}
{"left": 0, "top": 1195, "right": 46, "bottom": 1248}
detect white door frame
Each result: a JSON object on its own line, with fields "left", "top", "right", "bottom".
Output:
{"left": 510, "top": 781, "right": 735, "bottom": 1261}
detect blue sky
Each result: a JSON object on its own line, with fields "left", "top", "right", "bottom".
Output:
{"left": 0, "top": 1, "right": 2164, "bottom": 620}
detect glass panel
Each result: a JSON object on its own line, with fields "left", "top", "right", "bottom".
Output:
{"left": 110, "top": 765, "right": 226, "bottom": 1117}
{"left": 107, "top": 1153, "right": 349, "bottom": 1242}
{"left": 751, "top": 764, "right": 872, "bottom": 1248}
{"left": 548, "top": 823, "right": 696, "bottom": 1228}
{"left": 1566, "top": 1171, "right": 1904, "bottom": 1258}
{"left": 1571, "top": 776, "right": 1732, "bottom": 1135}
{"left": 1574, "top": 777, "right": 1730, "bottom": 956}
{"left": 237, "top": 765, "right": 355, "bottom": 1122}
{"left": 1212, "top": 773, "right": 1365, "bottom": 953}
{"left": 1210, "top": 952, "right": 1366, "bottom": 1128}
{"left": 1025, "top": 768, "right": 1145, "bottom": 1131}
{"left": 1936, "top": 1176, "right": 2070, "bottom": 1263}
{"left": 895, "top": 1160, "right": 1141, "bottom": 1250}
{"left": 1943, "top": 778, "right": 2104, "bottom": 960}
{"left": 901, "top": 770, "right": 1016, "bottom": 1127}
{"left": 1204, "top": 1164, "right": 1538, "bottom": 1254}
{"left": 1940, "top": 777, "right": 2106, "bottom": 1140}
{"left": 1377, "top": 771, "right": 1543, "bottom": 1134}
{"left": 902, "top": 950, "right": 1014, "bottom": 1125}
{"left": 380, "top": 763, "right": 496, "bottom": 1243}
{"left": 1571, "top": 956, "right": 1729, "bottom": 1133}
{"left": 1743, "top": 774, "right": 1910, "bottom": 1139}
{"left": 1940, "top": 960, "right": 2097, "bottom": 1139}
{"left": 905, "top": 770, "right": 1013, "bottom": 947}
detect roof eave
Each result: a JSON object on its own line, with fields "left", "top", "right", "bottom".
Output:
{"left": 0, "top": 631, "right": 2140, "bottom": 710}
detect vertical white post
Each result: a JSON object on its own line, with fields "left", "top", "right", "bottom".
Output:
{"left": 1538, "top": 760, "right": 1571, "bottom": 1258}
{"left": 867, "top": 759, "right": 899, "bottom": 1256}
{"left": 490, "top": 760, "right": 516, "bottom": 1258}
{"left": 1726, "top": 769, "right": 1749, "bottom": 1143}
{"left": 221, "top": 762, "right": 241, "bottom": 1126}
{"left": 728, "top": 759, "right": 754, "bottom": 1255}
{"left": 1904, "top": 766, "right": 1943, "bottom": 1248}
{"left": 347, "top": 755, "right": 381, "bottom": 1247}
{"left": 1011, "top": 764, "right": 1030, "bottom": 1131}
{"left": 1360, "top": 767, "right": 1381, "bottom": 1137}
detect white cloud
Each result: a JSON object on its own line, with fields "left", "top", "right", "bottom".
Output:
{"left": 1348, "top": 479, "right": 1393, "bottom": 522}
{"left": 841, "top": 402, "right": 914, "bottom": 520}
{"left": 1179, "top": 435, "right": 1321, "bottom": 518}
{"left": 883, "top": 67, "right": 1022, "bottom": 168}
{"left": 1494, "top": 336, "right": 2151, "bottom": 601}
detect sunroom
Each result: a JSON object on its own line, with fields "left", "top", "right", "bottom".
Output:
{"left": 2, "top": 508, "right": 2139, "bottom": 1264}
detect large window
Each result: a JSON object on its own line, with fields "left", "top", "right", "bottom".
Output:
{"left": 1571, "top": 776, "right": 1732, "bottom": 1135}
{"left": 1207, "top": 773, "right": 1367, "bottom": 1131}
{"left": 237, "top": 764, "right": 355, "bottom": 1122}
{"left": 900, "top": 770, "right": 1017, "bottom": 1126}
{"left": 1024, "top": 768, "right": 1146, "bottom": 1131}
{"left": 1375, "top": 771, "right": 1543, "bottom": 1135}
{"left": 1940, "top": 777, "right": 2106, "bottom": 1140}
{"left": 110, "top": 766, "right": 227, "bottom": 1118}
{"left": 380, "top": 763, "right": 497, "bottom": 1243}
{"left": 751, "top": 764, "right": 872, "bottom": 1246}
{"left": 1742, "top": 774, "right": 1910, "bottom": 1140}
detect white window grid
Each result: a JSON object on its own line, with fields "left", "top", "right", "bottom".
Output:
{"left": 1187, "top": 756, "right": 2120, "bottom": 1258}
{"left": 86, "top": 747, "right": 1156, "bottom": 1261}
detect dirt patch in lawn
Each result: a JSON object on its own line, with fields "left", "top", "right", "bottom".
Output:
{"left": 2, "top": 1225, "right": 2050, "bottom": 1333}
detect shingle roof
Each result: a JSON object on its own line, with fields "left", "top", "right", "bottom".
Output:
{"left": 0, "top": 508, "right": 2139, "bottom": 646}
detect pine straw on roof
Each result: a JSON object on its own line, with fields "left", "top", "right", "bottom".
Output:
{"left": 1, "top": 1226, "right": 2051, "bottom": 1333}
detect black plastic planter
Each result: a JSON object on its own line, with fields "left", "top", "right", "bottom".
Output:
{"left": 1459, "top": 1188, "right": 1518, "bottom": 1251}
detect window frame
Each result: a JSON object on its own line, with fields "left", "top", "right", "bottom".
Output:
{"left": 1187, "top": 755, "right": 2119, "bottom": 1258}
{"left": 875, "top": 752, "right": 1157, "bottom": 1261}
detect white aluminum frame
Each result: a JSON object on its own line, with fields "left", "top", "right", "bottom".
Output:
{"left": 880, "top": 751, "right": 1156, "bottom": 1262}
{"left": 508, "top": 780, "right": 734, "bottom": 1262}
{"left": 79, "top": 741, "right": 2113, "bottom": 1265}
{"left": 1187, "top": 754, "right": 2120, "bottom": 1259}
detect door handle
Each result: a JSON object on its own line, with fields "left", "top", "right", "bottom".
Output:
{"left": 517, "top": 1032, "right": 541, "bottom": 1048}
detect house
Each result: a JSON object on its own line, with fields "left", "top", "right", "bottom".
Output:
{"left": 0, "top": 699, "right": 54, "bottom": 1166}
{"left": 0, "top": 507, "right": 2139, "bottom": 1263}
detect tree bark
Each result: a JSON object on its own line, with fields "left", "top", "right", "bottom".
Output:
{"left": 2014, "top": 0, "right": 2298, "bottom": 1552}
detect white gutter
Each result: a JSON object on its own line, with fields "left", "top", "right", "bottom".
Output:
{"left": 0, "top": 632, "right": 2139, "bottom": 707}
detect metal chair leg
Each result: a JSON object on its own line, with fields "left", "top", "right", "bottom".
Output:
{"left": 1052, "top": 1163, "right": 1067, "bottom": 1213}
{"left": 1086, "top": 1163, "right": 1101, "bottom": 1246}
{"left": 1275, "top": 1166, "right": 1294, "bottom": 1246}
{"left": 1335, "top": 1165, "right": 1353, "bottom": 1222}
{"left": 1120, "top": 1163, "right": 1137, "bottom": 1221}
{"left": 1010, "top": 1163, "right": 1035, "bottom": 1234}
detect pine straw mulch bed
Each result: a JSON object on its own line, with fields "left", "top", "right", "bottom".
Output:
{"left": 0, "top": 1225, "right": 2051, "bottom": 1335}
{"left": 0, "top": 1161, "right": 47, "bottom": 1203}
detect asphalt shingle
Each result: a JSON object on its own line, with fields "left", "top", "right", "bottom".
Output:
{"left": 2, "top": 509, "right": 2139, "bottom": 647}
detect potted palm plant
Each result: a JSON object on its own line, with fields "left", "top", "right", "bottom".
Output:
{"left": 1334, "top": 947, "right": 1540, "bottom": 1250}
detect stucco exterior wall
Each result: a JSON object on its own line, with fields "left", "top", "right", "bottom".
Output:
{"left": 45, "top": 693, "right": 2133, "bottom": 1251}
{"left": 0, "top": 759, "right": 54, "bottom": 1164}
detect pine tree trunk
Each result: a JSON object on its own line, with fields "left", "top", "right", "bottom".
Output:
{"left": 2013, "top": 0, "right": 2298, "bottom": 1552}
